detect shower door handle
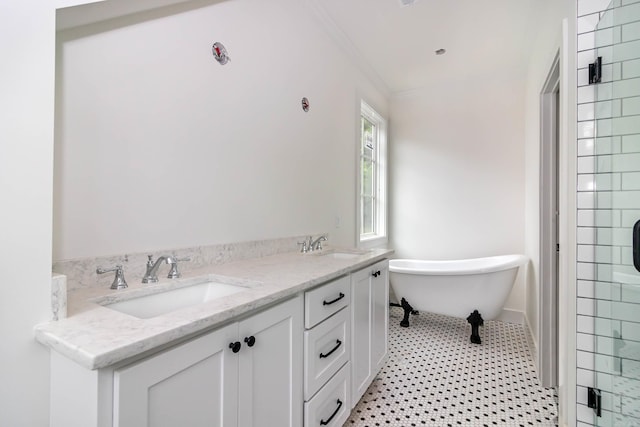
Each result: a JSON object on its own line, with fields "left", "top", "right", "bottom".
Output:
{"left": 634, "top": 220, "right": 640, "bottom": 273}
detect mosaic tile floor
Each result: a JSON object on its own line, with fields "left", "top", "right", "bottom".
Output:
{"left": 344, "top": 307, "right": 558, "bottom": 427}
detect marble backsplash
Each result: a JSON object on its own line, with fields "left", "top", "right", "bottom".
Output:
{"left": 52, "top": 234, "right": 324, "bottom": 294}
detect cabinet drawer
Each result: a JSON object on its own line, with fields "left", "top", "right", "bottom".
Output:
{"left": 305, "top": 275, "right": 350, "bottom": 329}
{"left": 304, "top": 307, "right": 350, "bottom": 400}
{"left": 304, "top": 362, "right": 351, "bottom": 427}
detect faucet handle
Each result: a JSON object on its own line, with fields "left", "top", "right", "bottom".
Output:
{"left": 97, "top": 264, "right": 128, "bottom": 290}
{"left": 167, "top": 255, "right": 191, "bottom": 279}
{"left": 297, "top": 239, "right": 309, "bottom": 253}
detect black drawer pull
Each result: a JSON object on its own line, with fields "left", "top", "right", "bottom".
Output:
{"left": 634, "top": 219, "right": 640, "bottom": 273}
{"left": 322, "top": 292, "right": 345, "bottom": 306}
{"left": 320, "top": 399, "right": 343, "bottom": 425}
{"left": 244, "top": 336, "right": 256, "bottom": 347}
{"left": 372, "top": 270, "right": 381, "bottom": 277}
{"left": 319, "top": 339, "right": 342, "bottom": 359}
{"left": 229, "top": 341, "right": 241, "bottom": 353}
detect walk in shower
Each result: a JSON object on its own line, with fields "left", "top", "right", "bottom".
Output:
{"left": 576, "top": 0, "right": 640, "bottom": 425}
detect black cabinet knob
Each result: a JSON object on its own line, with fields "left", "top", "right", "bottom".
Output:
{"left": 244, "top": 336, "right": 256, "bottom": 347}
{"left": 229, "top": 341, "right": 241, "bottom": 353}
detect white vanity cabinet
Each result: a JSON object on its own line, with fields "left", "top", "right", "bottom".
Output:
{"left": 51, "top": 296, "right": 302, "bottom": 427}
{"left": 350, "top": 259, "right": 389, "bottom": 405}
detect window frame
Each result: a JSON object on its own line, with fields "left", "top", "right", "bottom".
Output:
{"left": 357, "top": 100, "right": 388, "bottom": 248}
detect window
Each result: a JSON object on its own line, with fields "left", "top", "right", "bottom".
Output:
{"left": 358, "top": 101, "right": 387, "bottom": 247}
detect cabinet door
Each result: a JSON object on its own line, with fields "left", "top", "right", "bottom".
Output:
{"left": 237, "top": 296, "right": 303, "bottom": 427}
{"left": 371, "top": 261, "right": 389, "bottom": 373}
{"left": 113, "top": 323, "right": 238, "bottom": 427}
{"left": 350, "top": 266, "right": 373, "bottom": 404}
{"left": 350, "top": 260, "right": 389, "bottom": 405}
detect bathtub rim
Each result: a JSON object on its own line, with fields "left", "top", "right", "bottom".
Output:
{"left": 389, "top": 254, "right": 528, "bottom": 276}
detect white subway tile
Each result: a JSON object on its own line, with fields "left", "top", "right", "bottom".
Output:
{"left": 579, "top": 85, "right": 596, "bottom": 103}
{"left": 578, "top": 227, "right": 597, "bottom": 245}
{"left": 621, "top": 283, "right": 640, "bottom": 303}
{"left": 596, "top": 155, "right": 612, "bottom": 173}
{"left": 595, "top": 281, "right": 622, "bottom": 301}
{"left": 613, "top": 77, "right": 640, "bottom": 98}
{"left": 623, "top": 58, "right": 640, "bottom": 79}
{"left": 596, "top": 190, "right": 612, "bottom": 208}
{"left": 579, "top": 0, "right": 614, "bottom": 16}
{"left": 621, "top": 209, "right": 640, "bottom": 226}
{"left": 596, "top": 99, "right": 622, "bottom": 118}
{"left": 622, "top": 21, "right": 640, "bottom": 42}
{"left": 578, "top": 174, "right": 597, "bottom": 191}
{"left": 579, "top": 13, "right": 601, "bottom": 34}
{"left": 622, "top": 134, "right": 640, "bottom": 152}
{"left": 577, "top": 385, "right": 590, "bottom": 406}
{"left": 596, "top": 81, "right": 613, "bottom": 101}
{"left": 578, "top": 261, "right": 597, "bottom": 279}
{"left": 579, "top": 297, "right": 597, "bottom": 316}
{"left": 594, "top": 137, "right": 613, "bottom": 154}
{"left": 578, "top": 315, "right": 596, "bottom": 334}
{"left": 577, "top": 403, "right": 596, "bottom": 424}
{"left": 596, "top": 299, "right": 612, "bottom": 318}
{"left": 597, "top": 118, "right": 613, "bottom": 136}
{"left": 578, "top": 350, "right": 596, "bottom": 369}
{"left": 612, "top": 190, "right": 640, "bottom": 208}
{"left": 578, "top": 138, "right": 596, "bottom": 156}
{"left": 609, "top": 153, "right": 640, "bottom": 172}
{"left": 597, "top": 227, "right": 612, "bottom": 244}
{"left": 577, "top": 368, "right": 595, "bottom": 388}
{"left": 594, "top": 209, "right": 616, "bottom": 227}
{"left": 595, "top": 28, "right": 614, "bottom": 48}
{"left": 578, "top": 49, "right": 598, "bottom": 69}
{"left": 622, "top": 96, "right": 640, "bottom": 115}
{"left": 579, "top": 244, "right": 597, "bottom": 262}
{"left": 578, "top": 280, "right": 597, "bottom": 298}
{"left": 578, "top": 332, "right": 597, "bottom": 351}
{"left": 579, "top": 31, "right": 597, "bottom": 51}
{"left": 622, "top": 320, "right": 640, "bottom": 341}
{"left": 613, "top": 2, "right": 640, "bottom": 26}
{"left": 622, "top": 171, "right": 640, "bottom": 189}
{"left": 612, "top": 115, "right": 640, "bottom": 134}
{"left": 579, "top": 156, "right": 596, "bottom": 173}
{"left": 578, "top": 68, "right": 591, "bottom": 87}
{"left": 578, "top": 191, "right": 596, "bottom": 208}
{"left": 579, "top": 103, "right": 596, "bottom": 121}
{"left": 578, "top": 209, "right": 596, "bottom": 226}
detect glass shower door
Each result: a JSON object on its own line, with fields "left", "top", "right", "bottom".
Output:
{"left": 591, "top": 1, "right": 640, "bottom": 425}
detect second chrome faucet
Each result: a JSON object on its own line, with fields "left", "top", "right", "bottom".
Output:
{"left": 142, "top": 254, "right": 191, "bottom": 283}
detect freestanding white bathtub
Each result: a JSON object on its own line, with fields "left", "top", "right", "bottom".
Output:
{"left": 389, "top": 255, "right": 528, "bottom": 343}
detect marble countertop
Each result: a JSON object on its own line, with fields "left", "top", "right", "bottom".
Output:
{"left": 35, "top": 247, "right": 393, "bottom": 370}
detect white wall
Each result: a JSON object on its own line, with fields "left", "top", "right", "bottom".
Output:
{"left": 0, "top": 3, "right": 56, "bottom": 426}
{"left": 389, "top": 74, "right": 527, "bottom": 312}
{"left": 54, "top": 0, "right": 388, "bottom": 261}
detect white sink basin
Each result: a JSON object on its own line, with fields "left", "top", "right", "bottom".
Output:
{"left": 323, "top": 252, "right": 362, "bottom": 260}
{"left": 318, "top": 249, "right": 367, "bottom": 260}
{"left": 103, "top": 281, "right": 247, "bottom": 319}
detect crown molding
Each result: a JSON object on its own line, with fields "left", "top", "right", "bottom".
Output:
{"left": 304, "top": 0, "right": 390, "bottom": 98}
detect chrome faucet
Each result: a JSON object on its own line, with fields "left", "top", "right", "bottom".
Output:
{"left": 142, "top": 255, "right": 176, "bottom": 283}
{"left": 309, "top": 235, "right": 327, "bottom": 252}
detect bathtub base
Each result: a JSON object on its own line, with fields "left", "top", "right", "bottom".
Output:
{"left": 390, "top": 297, "right": 419, "bottom": 327}
{"left": 466, "top": 310, "right": 484, "bottom": 344}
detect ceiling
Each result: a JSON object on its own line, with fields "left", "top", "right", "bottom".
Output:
{"left": 310, "top": 0, "right": 545, "bottom": 95}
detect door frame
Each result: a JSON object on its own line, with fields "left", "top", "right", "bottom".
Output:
{"left": 539, "top": 51, "right": 560, "bottom": 388}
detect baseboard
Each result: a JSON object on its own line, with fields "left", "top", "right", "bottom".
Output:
{"left": 524, "top": 314, "right": 538, "bottom": 368}
{"left": 496, "top": 308, "right": 525, "bottom": 325}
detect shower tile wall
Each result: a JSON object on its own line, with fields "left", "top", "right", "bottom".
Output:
{"left": 576, "top": 0, "right": 640, "bottom": 425}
